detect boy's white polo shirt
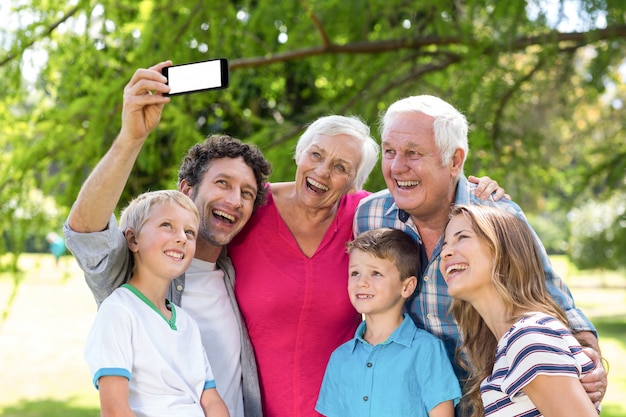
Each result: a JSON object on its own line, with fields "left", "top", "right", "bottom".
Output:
{"left": 84, "top": 285, "right": 214, "bottom": 417}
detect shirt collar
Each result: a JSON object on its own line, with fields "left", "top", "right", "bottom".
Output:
{"left": 454, "top": 175, "right": 471, "bottom": 206}
{"left": 381, "top": 196, "right": 406, "bottom": 222}
{"left": 352, "top": 314, "right": 417, "bottom": 351}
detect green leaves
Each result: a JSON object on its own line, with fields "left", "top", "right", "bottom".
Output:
{"left": 1, "top": 0, "right": 625, "bottom": 267}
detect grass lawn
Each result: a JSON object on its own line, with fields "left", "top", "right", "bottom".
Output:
{"left": 0, "top": 254, "right": 624, "bottom": 416}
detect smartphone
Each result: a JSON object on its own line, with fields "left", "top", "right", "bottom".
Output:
{"left": 162, "top": 58, "right": 229, "bottom": 96}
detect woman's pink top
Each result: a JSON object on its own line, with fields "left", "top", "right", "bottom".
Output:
{"left": 229, "top": 187, "right": 369, "bottom": 417}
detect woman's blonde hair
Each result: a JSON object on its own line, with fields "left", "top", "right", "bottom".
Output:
{"left": 448, "top": 205, "right": 568, "bottom": 417}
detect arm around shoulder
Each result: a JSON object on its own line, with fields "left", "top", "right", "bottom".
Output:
{"left": 576, "top": 336, "right": 608, "bottom": 408}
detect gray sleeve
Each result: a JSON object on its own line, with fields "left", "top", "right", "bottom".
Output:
{"left": 63, "top": 215, "right": 132, "bottom": 306}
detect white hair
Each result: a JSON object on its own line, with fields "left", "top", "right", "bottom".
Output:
{"left": 382, "top": 95, "right": 469, "bottom": 176}
{"left": 295, "top": 115, "right": 380, "bottom": 190}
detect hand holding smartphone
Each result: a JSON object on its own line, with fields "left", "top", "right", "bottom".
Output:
{"left": 162, "top": 58, "right": 229, "bottom": 96}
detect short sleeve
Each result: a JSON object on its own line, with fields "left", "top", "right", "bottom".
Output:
{"left": 501, "top": 323, "right": 581, "bottom": 398}
{"left": 315, "top": 351, "right": 342, "bottom": 417}
{"left": 84, "top": 298, "right": 134, "bottom": 388}
{"left": 415, "top": 336, "right": 462, "bottom": 410}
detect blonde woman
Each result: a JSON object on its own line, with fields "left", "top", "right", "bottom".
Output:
{"left": 440, "top": 205, "right": 600, "bottom": 417}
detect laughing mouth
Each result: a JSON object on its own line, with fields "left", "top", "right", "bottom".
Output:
{"left": 445, "top": 264, "right": 468, "bottom": 276}
{"left": 213, "top": 209, "right": 235, "bottom": 223}
{"left": 355, "top": 294, "right": 373, "bottom": 299}
{"left": 307, "top": 178, "right": 329, "bottom": 192}
{"left": 165, "top": 250, "right": 183, "bottom": 259}
{"left": 396, "top": 180, "right": 420, "bottom": 188}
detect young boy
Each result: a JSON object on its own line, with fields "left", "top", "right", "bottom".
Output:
{"left": 315, "top": 228, "right": 461, "bottom": 417}
{"left": 84, "top": 190, "right": 230, "bottom": 417}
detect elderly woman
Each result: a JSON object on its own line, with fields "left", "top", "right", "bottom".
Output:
{"left": 228, "top": 115, "right": 377, "bottom": 417}
{"left": 228, "top": 115, "right": 503, "bottom": 417}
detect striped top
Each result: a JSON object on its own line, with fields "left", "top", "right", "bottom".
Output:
{"left": 481, "top": 312, "right": 596, "bottom": 416}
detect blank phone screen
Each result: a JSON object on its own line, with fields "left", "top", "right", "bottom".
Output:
{"left": 167, "top": 60, "right": 223, "bottom": 95}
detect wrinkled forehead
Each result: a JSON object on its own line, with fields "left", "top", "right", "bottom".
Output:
{"left": 383, "top": 111, "right": 434, "bottom": 136}
{"left": 303, "top": 133, "right": 363, "bottom": 160}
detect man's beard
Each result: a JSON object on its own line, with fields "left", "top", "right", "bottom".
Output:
{"left": 197, "top": 217, "right": 235, "bottom": 247}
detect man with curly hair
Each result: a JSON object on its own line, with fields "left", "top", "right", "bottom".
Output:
{"left": 65, "top": 60, "right": 271, "bottom": 417}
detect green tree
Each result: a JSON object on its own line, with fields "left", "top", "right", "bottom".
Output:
{"left": 1, "top": 0, "right": 625, "bottom": 268}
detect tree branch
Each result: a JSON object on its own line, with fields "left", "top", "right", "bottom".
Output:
{"left": 0, "top": 5, "right": 81, "bottom": 67}
{"left": 300, "top": 0, "right": 331, "bottom": 47}
{"left": 229, "top": 24, "right": 626, "bottom": 69}
{"left": 491, "top": 57, "right": 546, "bottom": 155}
{"left": 340, "top": 52, "right": 462, "bottom": 115}
{"left": 173, "top": 0, "right": 204, "bottom": 44}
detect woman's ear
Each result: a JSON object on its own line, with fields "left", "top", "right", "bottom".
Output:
{"left": 125, "top": 229, "right": 139, "bottom": 252}
{"left": 401, "top": 276, "right": 418, "bottom": 299}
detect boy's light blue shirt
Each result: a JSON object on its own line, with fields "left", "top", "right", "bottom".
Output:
{"left": 316, "top": 314, "right": 461, "bottom": 417}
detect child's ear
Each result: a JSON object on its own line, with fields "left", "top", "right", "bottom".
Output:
{"left": 125, "top": 229, "right": 140, "bottom": 252}
{"left": 401, "top": 276, "right": 418, "bottom": 299}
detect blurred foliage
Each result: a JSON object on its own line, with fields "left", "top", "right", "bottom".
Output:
{"left": 527, "top": 212, "right": 570, "bottom": 255}
{"left": 568, "top": 192, "right": 626, "bottom": 270}
{"left": 0, "top": 0, "right": 625, "bottom": 269}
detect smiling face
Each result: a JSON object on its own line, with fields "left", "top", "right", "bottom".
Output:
{"left": 348, "top": 249, "right": 416, "bottom": 318}
{"left": 440, "top": 213, "right": 495, "bottom": 302}
{"left": 294, "top": 133, "right": 362, "bottom": 209}
{"left": 128, "top": 201, "right": 198, "bottom": 282}
{"left": 381, "top": 112, "right": 463, "bottom": 220}
{"left": 182, "top": 156, "right": 258, "bottom": 250}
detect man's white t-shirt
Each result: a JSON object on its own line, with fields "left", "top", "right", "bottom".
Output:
{"left": 183, "top": 258, "right": 244, "bottom": 417}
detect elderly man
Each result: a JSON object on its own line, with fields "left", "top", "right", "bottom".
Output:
{"left": 354, "top": 95, "right": 607, "bottom": 412}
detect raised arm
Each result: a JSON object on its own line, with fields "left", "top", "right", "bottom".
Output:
{"left": 67, "top": 61, "right": 172, "bottom": 232}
